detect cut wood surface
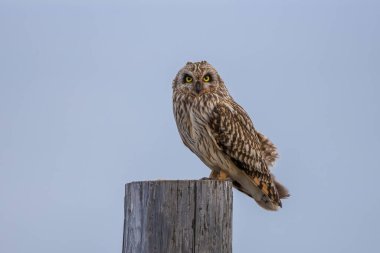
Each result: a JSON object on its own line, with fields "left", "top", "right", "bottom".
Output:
{"left": 122, "top": 180, "right": 232, "bottom": 253}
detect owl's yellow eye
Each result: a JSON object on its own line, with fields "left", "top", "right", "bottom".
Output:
{"left": 185, "top": 76, "right": 193, "bottom": 83}
{"left": 203, "top": 75, "right": 211, "bottom": 82}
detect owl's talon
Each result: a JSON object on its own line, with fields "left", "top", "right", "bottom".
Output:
{"left": 200, "top": 177, "right": 212, "bottom": 180}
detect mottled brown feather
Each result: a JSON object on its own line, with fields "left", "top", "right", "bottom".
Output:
{"left": 209, "top": 102, "right": 282, "bottom": 206}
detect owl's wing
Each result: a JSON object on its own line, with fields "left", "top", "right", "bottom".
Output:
{"left": 209, "top": 101, "right": 281, "bottom": 206}
{"left": 230, "top": 101, "right": 278, "bottom": 167}
{"left": 257, "top": 132, "right": 278, "bottom": 167}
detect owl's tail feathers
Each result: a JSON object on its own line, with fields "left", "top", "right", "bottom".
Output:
{"left": 253, "top": 175, "right": 289, "bottom": 211}
{"left": 274, "top": 177, "right": 290, "bottom": 199}
{"left": 254, "top": 184, "right": 289, "bottom": 211}
{"left": 254, "top": 199, "right": 280, "bottom": 211}
{"left": 232, "top": 174, "right": 290, "bottom": 211}
{"left": 232, "top": 180, "right": 282, "bottom": 211}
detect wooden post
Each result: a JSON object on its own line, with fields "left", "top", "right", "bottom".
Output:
{"left": 122, "top": 180, "right": 232, "bottom": 253}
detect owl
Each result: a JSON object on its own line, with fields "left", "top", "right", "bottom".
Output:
{"left": 172, "top": 61, "right": 289, "bottom": 210}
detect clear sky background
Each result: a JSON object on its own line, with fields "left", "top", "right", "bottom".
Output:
{"left": 1, "top": 0, "right": 379, "bottom": 252}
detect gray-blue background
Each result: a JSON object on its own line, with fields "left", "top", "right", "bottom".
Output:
{"left": 1, "top": 0, "right": 379, "bottom": 252}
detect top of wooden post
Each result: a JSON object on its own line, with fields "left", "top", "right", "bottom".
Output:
{"left": 125, "top": 179, "right": 232, "bottom": 185}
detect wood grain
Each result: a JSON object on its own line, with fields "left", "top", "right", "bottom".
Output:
{"left": 122, "top": 180, "right": 232, "bottom": 253}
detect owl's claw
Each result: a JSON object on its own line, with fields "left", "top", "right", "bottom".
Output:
{"left": 200, "top": 177, "right": 212, "bottom": 180}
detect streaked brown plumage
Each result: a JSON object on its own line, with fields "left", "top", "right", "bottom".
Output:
{"left": 172, "top": 61, "right": 289, "bottom": 210}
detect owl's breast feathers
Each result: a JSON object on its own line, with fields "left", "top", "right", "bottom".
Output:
{"left": 173, "top": 91, "right": 196, "bottom": 152}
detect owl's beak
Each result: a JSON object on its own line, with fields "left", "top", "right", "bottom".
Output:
{"left": 195, "top": 81, "right": 203, "bottom": 94}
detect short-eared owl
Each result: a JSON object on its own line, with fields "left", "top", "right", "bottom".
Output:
{"left": 172, "top": 61, "right": 289, "bottom": 210}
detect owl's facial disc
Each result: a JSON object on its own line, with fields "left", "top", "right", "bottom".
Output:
{"left": 174, "top": 63, "right": 219, "bottom": 96}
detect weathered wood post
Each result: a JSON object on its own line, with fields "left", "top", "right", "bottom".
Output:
{"left": 122, "top": 180, "right": 232, "bottom": 253}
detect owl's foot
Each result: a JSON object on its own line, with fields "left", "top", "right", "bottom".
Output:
{"left": 209, "top": 170, "right": 231, "bottom": 181}
{"left": 200, "top": 177, "right": 212, "bottom": 180}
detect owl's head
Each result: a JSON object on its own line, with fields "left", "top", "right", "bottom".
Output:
{"left": 172, "top": 61, "right": 227, "bottom": 96}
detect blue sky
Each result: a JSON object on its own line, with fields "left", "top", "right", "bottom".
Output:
{"left": 1, "top": 1, "right": 379, "bottom": 252}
